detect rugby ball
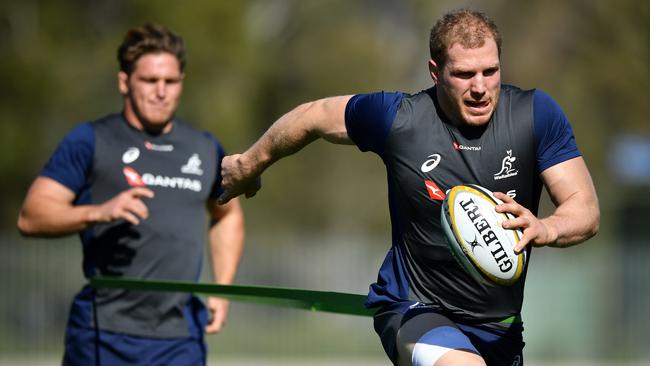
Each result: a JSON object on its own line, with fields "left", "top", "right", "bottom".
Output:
{"left": 441, "top": 184, "right": 526, "bottom": 286}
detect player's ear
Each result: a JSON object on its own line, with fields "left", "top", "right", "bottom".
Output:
{"left": 118, "top": 71, "right": 129, "bottom": 95}
{"left": 428, "top": 59, "right": 440, "bottom": 84}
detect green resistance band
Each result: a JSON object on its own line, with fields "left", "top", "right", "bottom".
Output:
{"left": 90, "top": 277, "right": 374, "bottom": 317}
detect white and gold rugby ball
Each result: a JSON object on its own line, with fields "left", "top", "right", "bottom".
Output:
{"left": 441, "top": 184, "right": 526, "bottom": 286}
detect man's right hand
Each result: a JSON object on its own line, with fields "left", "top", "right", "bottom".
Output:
{"left": 218, "top": 154, "right": 262, "bottom": 204}
{"left": 91, "top": 187, "right": 155, "bottom": 225}
{"left": 18, "top": 177, "right": 157, "bottom": 237}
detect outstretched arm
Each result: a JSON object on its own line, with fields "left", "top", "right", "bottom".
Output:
{"left": 17, "top": 176, "right": 154, "bottom": 237}
{"left": 218, "top": 95, "right": 353, "bottom": 203}
{"left": 495, "top": 156, "right": 600, "bottom": 252}
{"left": 204, "top": 197, "right": 245, "bottom": 334}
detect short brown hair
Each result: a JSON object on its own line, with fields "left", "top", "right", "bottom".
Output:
{"left": 117, "top": 23, "right": 186, "bottom": 75}
{"left": 429, "top": 9, "right": 502, "bottom": 67}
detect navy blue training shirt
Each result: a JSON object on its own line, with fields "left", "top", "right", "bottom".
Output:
{"left": 346, "top": 89, "right": 579, "bottom": 171}
{"left": 344, "top": 85, "right": 581, "bottom": 321}
{"left": 41, "top": 113, "right": 226, "bottom": 338}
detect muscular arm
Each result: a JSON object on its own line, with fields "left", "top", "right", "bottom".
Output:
{"left": 496, "top": 157, "right": 600, "bottom": 251}
{"left": 537, "top": 156, "right": 600, "bottom": 246}
{"left": 204, "top": 197, "right": 245, "bottom": 333}
{"left": 17, "top": 176, "right": 154, "bottom": 237}
{"left": 218, "top": 95, "right": 353, "bottom": 203}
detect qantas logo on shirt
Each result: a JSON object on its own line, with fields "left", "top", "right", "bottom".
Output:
{"left": 424, "top": 180, "right": 446, "bottom": 201}
{"left": 122, "top": 167, "right": 202, "bottom": 192}
{"left": 453, "top": 141, "right": 481, "bottom": 151}
{"left": 145, "top": 141, "right": 174, "bottom": 151}
{"left": 123, "top": 167, "right": 145, "bottom": 186}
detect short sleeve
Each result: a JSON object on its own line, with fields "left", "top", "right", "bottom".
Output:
{"left": 533, "top": 90, "right": 581, "bottom": 173}
{"left": 344, "top": 91, "right": 403, "bottom": 155}
{"left": 41, "top": 122, "right": 94, "bottom": 194}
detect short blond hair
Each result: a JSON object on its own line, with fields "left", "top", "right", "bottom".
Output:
{"left": 429, "top": 9, "right": 502, "bottom": 67}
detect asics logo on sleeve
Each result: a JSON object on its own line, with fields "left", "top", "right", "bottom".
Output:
{"left": 511, "top": 355, "right": 522, "bottom": 366}
{"left": 122, "top": 147, "right": 140, "bottom": 164}
{"left": 421, "top": 154, "right": 442, "bottom": 172}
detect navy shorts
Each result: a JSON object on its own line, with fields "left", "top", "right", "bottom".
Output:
{"left": 373, "top": 301, "right": 525, "bottom": 366}
{"left": 62, "top": 287, "right": 208, "bottom": 366}
{"left": 62, "top": 327, "right": 207, "bottom": 366}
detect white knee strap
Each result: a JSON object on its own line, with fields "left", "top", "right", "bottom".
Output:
{"left": 411, "top": 326, "right": 477, "bottom": 366}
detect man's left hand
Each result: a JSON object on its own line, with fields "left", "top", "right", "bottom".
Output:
{"left": 493, "top": 191, "right": 558, "bottom": 253}
{"left": 205, "top": 297, "right": 230, "bottom": 334}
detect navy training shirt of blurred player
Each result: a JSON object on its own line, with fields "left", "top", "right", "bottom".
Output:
{"left": 17, "top": 24, "right": 245, "bottom": 366}
{"left": 217, "top": 9, "right": 598, "bottom": 366}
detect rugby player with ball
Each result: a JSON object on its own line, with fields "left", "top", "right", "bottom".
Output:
{"left": 218, "top": 8, "right": 599, "bottom": 366}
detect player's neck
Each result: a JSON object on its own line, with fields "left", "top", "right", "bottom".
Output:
{"left": 122, "top": 104, "right": 173, "bottom": 135}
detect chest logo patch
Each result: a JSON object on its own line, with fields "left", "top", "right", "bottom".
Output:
{"left": 145, "top": 141, "right": 174, "bottom": 151}
{"left": 181, "top": 154, "right": 204, "bottom": 176}
{"left": 123, "top": 167, "right": 145, "bottom": 187}
{"left": 421, "top": 154, "right": 442, "bottom": 172}
{"left": 453, "top": 142, "right": 481, "bottom": 151}
{"left": 424, "top": 180, "right": 446, "bottom": 201}
{"left": 122, "top": 147, "right": 140, "bottom": 164}
{"left": 494, "top": 150, "right": 518, "bottom": 180}
{"left": 122, "top": 167, "right": 202, "bottom": 192}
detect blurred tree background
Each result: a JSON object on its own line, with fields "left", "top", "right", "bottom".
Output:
{"left": 1, "top": 0, "right": 648, "bottom": 364}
